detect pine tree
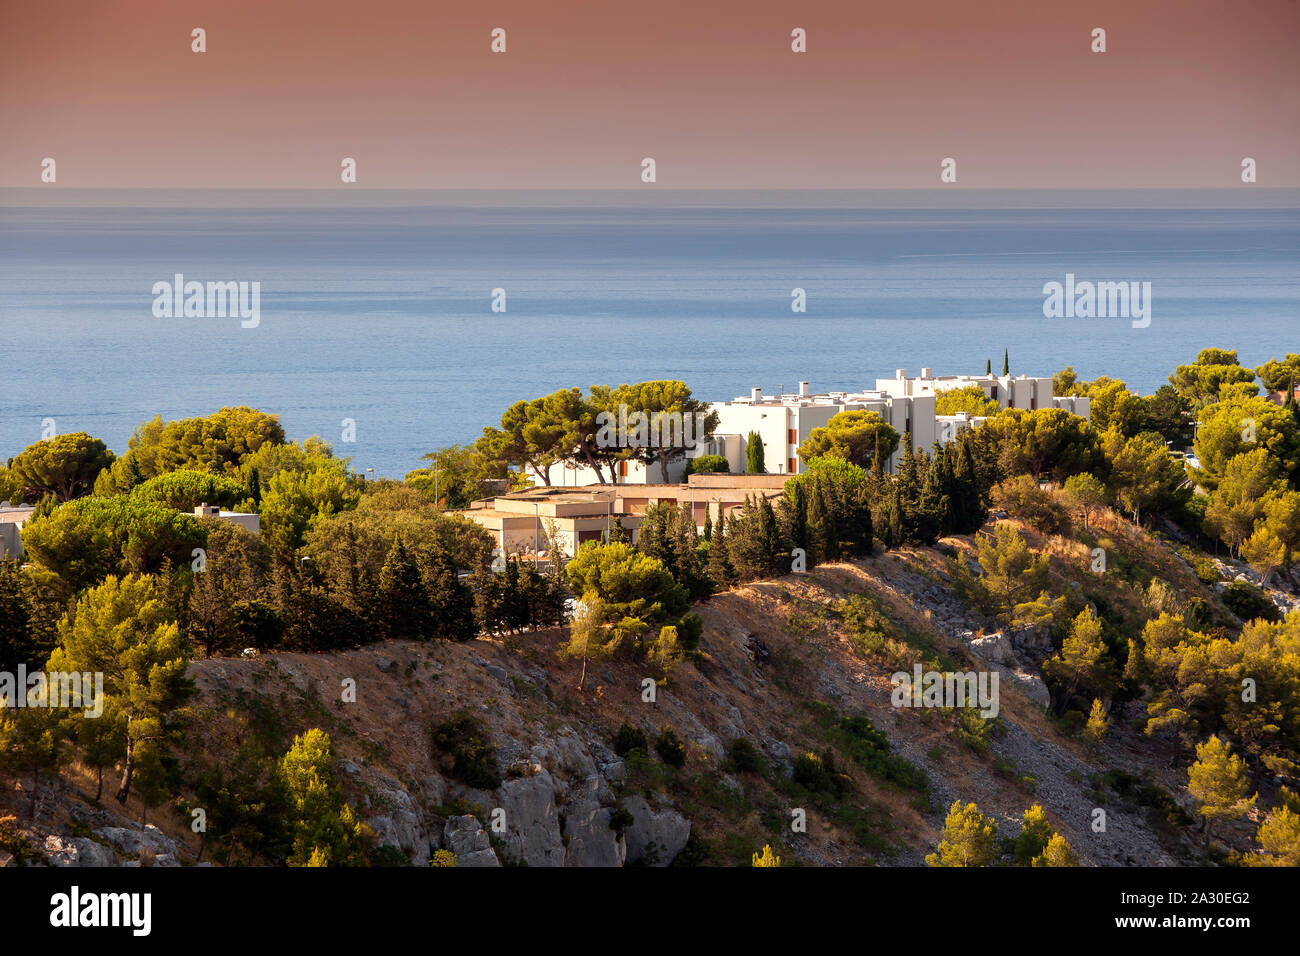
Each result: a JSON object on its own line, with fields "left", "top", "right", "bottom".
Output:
{"left": 926, "top": 800, "right": 998, "bottom": 867}
{"left": 1013, "top": 804, "right": 1054, "bottom": 865}
{"left": 1031, "top": 833, "right": 1079, "bottom": 867}
{"left": 1084, "top": 698, "right": 1109, "bottom": 744}
{"left": 1253, "top": 804, "right": 1300, "bottom": 866}
{"left": 752, "top": 844, "right": 781, "bottom": 867}
{"left": 702, "top": 512, "right": 712, "bottom": 542}
{"left": 1188, "top": 735, "right": 1256, "bottom": 840}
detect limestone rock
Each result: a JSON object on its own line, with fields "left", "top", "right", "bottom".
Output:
{"left": 562, "top": 778, "right": 625, "bottom": 867}
{"left": 443, "top": 815, "right": 500, "bottom": 867}
{"left": 622, "top": 795, "right": 690, "bottom": 867}
{"left": 94, "top": 825, "right": 177, "bottom": 859}
{"left": 368, "top": 785, "right": 430, "bottom": 866}
{"left": 495, "top": 770, "right": 564, "bottom": 867}
{"left": 970, "top": 632, "right": 1016, "bottom": 666}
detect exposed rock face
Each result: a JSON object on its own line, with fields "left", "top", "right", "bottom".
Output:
{"left": 561, "top": 777, "right": 625, "bottom": 867}
{"left": 1004, "top": 668, "right": 1051, "bottom": 709}
{"left": 444, "top": 815, "right": 500, "bottom": 867}
{"left": 368, "top": 783, "right": 430, "bottom": 866}
{"left": 970, "top": 632, "right": 1016, "bottom": 666}
{"left": 94, "top": 825, "right": 177, "bottom": 859}
{"left": 495, "top": 770, "right": 564, "bottom": 867}
{"left": 621, "top": 795, "right": 690, "bottom": 867}
{"left": 44, "top": 834, "right": 115, "bottom": 867}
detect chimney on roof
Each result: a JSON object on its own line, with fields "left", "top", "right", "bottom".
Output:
{"left": 895, "top": 369, "right": 908, "bottom": 379}
{"left": 921, "top": 367, "right": 932, "bottom": 378}
{"left": 751, "top": 387, "right": 762, "bottom": 402}
{"left": 798, "top": 381, "right": 810, "bottom": 397}
{"left": 195, "top": 502, "right": 220, "bottom": 517}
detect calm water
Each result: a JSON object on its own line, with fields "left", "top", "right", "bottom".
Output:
{"left": 2, "top": 190, "right": 1297, "bottom": 477}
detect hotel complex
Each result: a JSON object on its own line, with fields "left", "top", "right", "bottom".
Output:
{"left": 465, "top": 368, "right": 1090, "bottom": 558}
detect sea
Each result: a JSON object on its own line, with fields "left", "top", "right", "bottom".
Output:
{"left": 1, "top": 188, "right": 1297, "bottom": 478}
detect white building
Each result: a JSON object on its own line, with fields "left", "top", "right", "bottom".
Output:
{"left": 0, "top": 502, "right": 35, "bottom": 559}
{"left": 707, "top": 381, "right": 935, "bottom": 476}
{"left": 875, "top": 368, "right": 1090, "bottom": 419}
{"left": 543, "top": 369, "right": 1089, "bottom": 487}
{"left": 192, "top": 503, "right": 260, "bottom": 536}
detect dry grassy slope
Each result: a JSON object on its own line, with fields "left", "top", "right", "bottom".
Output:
{"left": 176, "top": 517, "right": 1220, "bottom": 866}
{"left": 7, "top": 513, "right": 1247, "bottom": 867}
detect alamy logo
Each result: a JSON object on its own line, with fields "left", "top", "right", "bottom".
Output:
{"left": 152, "top": 273, "right": 260, "bottom": 328}
{"left": 891, "top": 664, "right": 999, "bottom": 718}
{"left": 1042, "top": 273, "right": 1151, "bottom": 329}
{"left": 50, "top": 886, "right": 151, "bottom": 937}
{"left": 0, "top": 666, "right": 103, "bottom": 718}
{"left": 595, "top": 404, "right": 709, "bottom": 452}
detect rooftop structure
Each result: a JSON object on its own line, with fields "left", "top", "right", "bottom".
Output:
{"left": 0, "top": 502, "right": 36, "bottom": 560}
{"left": 192, "top": 503, "right": 261, "bottom": 536}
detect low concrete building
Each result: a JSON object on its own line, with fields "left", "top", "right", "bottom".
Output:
{"left": 193, "top": 503, "right": 260, "bottom": 536}
{"left": 0, "top": 502, "right": 36, "bottom": 559}
{"left": 456, "top": 476, "right": 786, "bottom": 559}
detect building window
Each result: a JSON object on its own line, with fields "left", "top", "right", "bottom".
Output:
{"left": 788, "top": 428, "right": 797, "bottom": 444}
{"left": 990, "top": 385, "right": 998, "bottom": 399}
{"left": 1030, "top": 397, "right": 1037, "bottom": 410}
{"left": 619, "top": 461, "right": 629, "bottom": 477}
{"left": 789, "top": 458, "right": 797, "bottom": 474}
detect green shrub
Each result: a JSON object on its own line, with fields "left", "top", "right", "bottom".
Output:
{"left": 685, "top": 454, "right": 730, "bottom": 476}
{"left": 1222, "top": 580, "right": 1280, "bottom": 623}
{"left": 430, "top": 713, "right": 501, "bottom": 789}
{"left": 369, "top": 844, "right": 411, "bottom": 867}
{"left": 832, "top": 713, "right": 929, "bottom": 793}
{"left": 792, "top": 750, "right": 852, "bottom": 798}
{"left": 613, "top": 722, "right": 648, "bottom": 758}
{"left": 655, "top": 726, "right": 687, "bottom": 768}
{"left": 727, "top": 738, "right": 767, "bottom": 775}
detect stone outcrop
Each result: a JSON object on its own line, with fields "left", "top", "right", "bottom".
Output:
{"left": 621, "top": 795, "right": 690, "bottom": 866}
{"left": 443, "top": 815, "right": 500, "bottom": 867}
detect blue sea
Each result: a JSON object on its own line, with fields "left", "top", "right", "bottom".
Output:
{"left": 2, "top": 189, "right": 1297, "bottom": 478}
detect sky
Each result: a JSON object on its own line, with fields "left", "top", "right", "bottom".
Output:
{"left": 1, "top": 0, "right": 1297, "bottom": 190}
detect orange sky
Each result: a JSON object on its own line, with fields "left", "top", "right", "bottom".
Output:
{"left": 2, "top": 0, "right": 1297, "bottom": 188}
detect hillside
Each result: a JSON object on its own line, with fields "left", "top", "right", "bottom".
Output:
{"left": 7, "top": 503, "right": 1289, "bottom": 868}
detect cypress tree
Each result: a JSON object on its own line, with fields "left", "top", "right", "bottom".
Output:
{"left": 1003, "top": 349, "right": 1010, "bottom": 375}
{"left": 708, "top": 512, "right": 736, "bottom": 589}
{"left": 789, "top": 480, "right": 809, "bottom": 556}
{"left": 986, "top": 358, "right": 992, "bottom": 375}
{"left": 745, "top": 432, "right": 766, "bottom": 474}
{"left": 377, "top": 536, "right": 431, "bottom": 641}
{"left": 807, "top": 478, "right": 831, "bottom": 564}
{"left": 758, "top": 495, "right": 783, "bottom": 576}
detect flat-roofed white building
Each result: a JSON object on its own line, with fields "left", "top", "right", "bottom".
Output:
{"left": 540, "top": 369, "right": 1088, "bottom": 488}
{"left": 0, "top": 502, "right": 35, "bottom": 559}
{"left": 193, "top": 503, "right": 260, "bottom": 536}
{"left": 707, "top": 381, "right": 935, "bottom": 475}
{"left": 875, "top": 368, "right": 1090, "bottom": 419}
